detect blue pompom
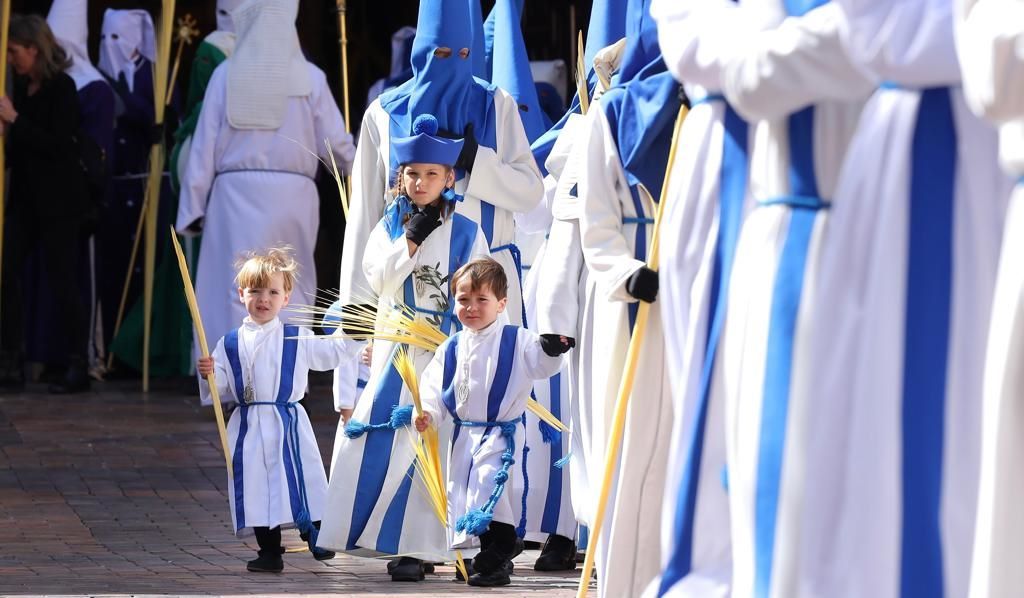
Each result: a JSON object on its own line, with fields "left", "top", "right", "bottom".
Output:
{"left": 344, "top": 419, "right": 371, "bottom": 439}
{"left": 412, "top": 114, "right": 439, "bottom": 136}
{"left": 390, "top": 404, "right": 414, "bottom": 429}
{"left": 456, "top": 508, "right": 493, "bottom": 536}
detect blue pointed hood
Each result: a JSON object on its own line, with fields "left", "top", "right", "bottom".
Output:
{"left": 379, "top": 0, "right": 499, "bottom": 177}
{"left": 600, "top": 0, "right": 680, "bottom": 200}
{"left": 483, "top": 0, "right": 523, "bottom": 81}
{"left": 489, "top": 0, "right": 546, "bottom": 142}
{"left": 530, "top": 0, "right": 628, "bottom": 175}
{"left": 584, "top": 0, "right": 628, "bottom": 68}
{"left": 469, "top": 0, "right": 488, "bottom": 79}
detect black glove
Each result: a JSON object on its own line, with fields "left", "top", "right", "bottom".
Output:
{"left": 438, "top": 124, "right": 479, "bottom": 173}
{"left": 404, "top": 203, "right": 443, "bottom": 245}
{"left": 540, "top": 334, "right": 576, "bottom": 357}
{"left": 625, "top": 267, "right": 659, "bottom": 303}
{"left": 339, "top": 303, "right": 374, "bottom": 337}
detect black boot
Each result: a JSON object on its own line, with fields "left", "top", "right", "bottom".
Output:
{"left": 299, "top": 521, "right": 334, "bottom": 561}
{"left": 247, "top": 526, "right": 284, "bottom": 572}
{"left": 389, "top": 556, "right": 425, "bottom": 581}
{"left": 48, "top": 356, "right": 90, "bottom": 394}
{"left": 534, "top": 534, "right": 578, "bottom": 571}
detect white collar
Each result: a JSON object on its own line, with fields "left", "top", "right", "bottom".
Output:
{"left": 242, "top": 316, "right": 281, "bottom": 332}
{"left": 464, "top": 319, "right": 501, "bottom": 337}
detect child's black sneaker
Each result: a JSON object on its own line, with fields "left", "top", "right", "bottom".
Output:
{"left": 311, "top": 546, "right": 335, "bottom": 561}
{"left": 468, "top": 569, "right": 512, "bottom": 587}
{"left": 246, "top": 552, "right": 284, "bottom": 572}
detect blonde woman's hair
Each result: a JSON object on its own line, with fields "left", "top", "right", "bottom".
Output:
{"left": 234, "top": 246, "right": 299, "bottom": 292}
{"left": 8, "top": 14, "right": 70, "bottom": 82}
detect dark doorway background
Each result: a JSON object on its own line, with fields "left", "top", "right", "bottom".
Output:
{"left": 13, "top": 0, "right": 595, "bottom": 296}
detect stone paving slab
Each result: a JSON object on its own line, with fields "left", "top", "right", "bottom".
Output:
{"left": 0, "top": 378, "right": 588, "bottom": 596}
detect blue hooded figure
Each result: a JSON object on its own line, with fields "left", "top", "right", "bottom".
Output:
{"left": 488, "top": 0, "right": 546, "bottom": 143}
{"left": 322, "top": 0, "right": 545, "bottom": 581}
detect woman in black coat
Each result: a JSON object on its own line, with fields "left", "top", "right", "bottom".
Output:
{"left": 0, "top": 14, "right": 90, "bottom": 393}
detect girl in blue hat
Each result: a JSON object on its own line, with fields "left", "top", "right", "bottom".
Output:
{"left": 319, "top": 114, "right": 489, "bottom": 581}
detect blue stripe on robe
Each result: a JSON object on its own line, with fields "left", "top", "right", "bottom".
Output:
{"left": 540, "top": 373, "right": 565, "bottom": 533}
{"left": 900, "top": 86, "right": 955, "bottom": 598}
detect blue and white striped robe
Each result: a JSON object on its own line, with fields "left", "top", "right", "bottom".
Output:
{"left": 788, "top": 1, "right": 1014, "bottom": 596}
{"left": 200, "top": 318, "right": 359, "bottom": 536}
{"left": 317, "top": 211, "right": 488, "bottom": 560}
{"left": 715, "top": 2, "right": 874, "bottom": 597}
{"left": 420, "top": 323, "right": 565, "bottom": 549}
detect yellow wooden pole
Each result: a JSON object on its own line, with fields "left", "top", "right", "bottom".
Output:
{"left": 336, "top": 0, "right": 353, "bottom": 198}
{"left": 575, "top": 103, "right": 689, "bottom": 598}
{"left": 170, "top": 227, "right": 232, "bottom": 473}
{"left": 142, "top": 0, "right": 177, "bottom": 392}
{"left": 0, "top": 0, "right": 11, "bottom": 316}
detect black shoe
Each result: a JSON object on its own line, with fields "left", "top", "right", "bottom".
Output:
{"left": 48, "top": 359, "right": 90, "bottom": 394}
{"left": 468, "top": 568, "right": 512, "bottom": 587}
{"left": 246, "top": 552, "right": 284, "bottom": 572}
{"left": 311, "top": 546, "right": 335, "bottom": 561}
{"left": 534, "top": 534, "right": 578, "bottom": 571}
{"left": 389, "top": 556, "right": 425, "bottom": 581}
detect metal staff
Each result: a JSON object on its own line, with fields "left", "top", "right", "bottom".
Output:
{"left": 336, "top": 0, "right": 353, "bottom": 195}
{"left": 166, "top": 14, "right": 199, "bottom": 107}
{"left": 575, "top": 103, "right": 689, "bottom": 598}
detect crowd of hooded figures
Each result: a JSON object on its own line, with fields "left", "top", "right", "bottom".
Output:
{"left": 5, "top": 0, "right": 1024, "bottom": 594}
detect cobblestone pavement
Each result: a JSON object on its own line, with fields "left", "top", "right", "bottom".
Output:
{"left": 0, "top": 376, "right": 586, "bottom": 596}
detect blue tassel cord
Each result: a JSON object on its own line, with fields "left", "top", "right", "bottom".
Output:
{"left": 454, "top": 420, "right": 523, "bottom": 538}
{"left": 344, "top": 404, "right": 415, "bottom": 439}
{"left": 538, "top": 419, "right": 562, "bottom": 444}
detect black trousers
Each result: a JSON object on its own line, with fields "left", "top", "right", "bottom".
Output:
{"left": 1, "top": 207, "right": 87, "bottom": 362}
{"left": 474, "top": 522, "right": 517, "bottom": 574}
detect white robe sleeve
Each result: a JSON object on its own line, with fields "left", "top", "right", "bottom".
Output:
{"left": 536, "top": 218, "right": 583, "bottom": 336}
{"left": 199, "top": 337, "right": 232, "bottom": 407}
{"left": 837, "top": 0, "right": 961, "bottom": 86}
{"left": 301, "top": 327, "right": 361, "bottom": 372}
{"left": 176, "top": 64, "right": 226, "bottom": 235}
{"left": 578, "top": 105, "right": 646, "bottom": 304}
{"left": 362, "top": 219, "right": 417, "bottom": 298}
{"left": 721, "top": 3, "right": 876, "bottom": 122}
{"left": 464, "top": 88, "right": 545, "bottom": 214}
{"left": 652, "top": 0, "right": 753, "bottom": 90}
{"left": 957, "top": 0, "right": 1024, "bottom": 122}
{"left": 309, "top": 65, "right": 357, "bottom": 175}
{"left": 332, "top": 353, "right": 366, "bottom": 412}
{"left": 518, "top": 329, "right": 566, "bottom": 381}
{"left": 338, "top": 102, "right": 390, "bottom": 304}
{"left": 419, "top": 345, "right": 449, "bottom": 425}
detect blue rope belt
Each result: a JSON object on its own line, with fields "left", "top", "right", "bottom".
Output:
{"left": 454, "top": 418, "right": 526, "bottom": 537}
{"left": 490, "top": 243, "right": 529, "bottom": 327}
{"left": 623, "top": 216, "right": 655, "bottom": 224}
{"left": 757, "top": 194, "right": 831, "bottom": 210}
{"left": 343, "top": 404, "right": 413, "bottom": 439}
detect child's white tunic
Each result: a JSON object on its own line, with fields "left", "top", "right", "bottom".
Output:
{"left": 576, "top": 97, "right": 676, "bottom": 598}
{"left": 317, "top": 213, "right": 488, "bottom": 560}
{"left": 176, "top": 63, "right": 355, "bottom": 351}
{"left": 200, "top": 318, "right": 358, "bottom": 535}
{"left": 956, "top": 1, "right": 1024, "bottom": 596}
{"left": 649, "top": 1, "right": 758, "bottom": 595}
{"left": 420, "top": 323, "right": 564, "bottom": 549}
{"left": 716, "top": 4, "right": 874, "bottom": 597}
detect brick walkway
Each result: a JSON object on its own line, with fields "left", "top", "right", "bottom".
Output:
{"left": 0, "top": 376, "right": 585, "bottom": 596}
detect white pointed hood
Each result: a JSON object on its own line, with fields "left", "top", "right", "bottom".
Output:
{"left": 98, "top": 9, "right": 157, "bottom": 91}
{"left": 226, "top": 0, "right": 312, "bottom": 130}
{"left": 47, "top": 0, "right": 105, "bottom": 89}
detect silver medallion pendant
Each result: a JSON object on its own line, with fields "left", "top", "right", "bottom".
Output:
{"left": 457, "top": 381, "right": 470, "bottom": 405}
{"left": 243, "top": 385, "right": 255, "bottom": 404}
